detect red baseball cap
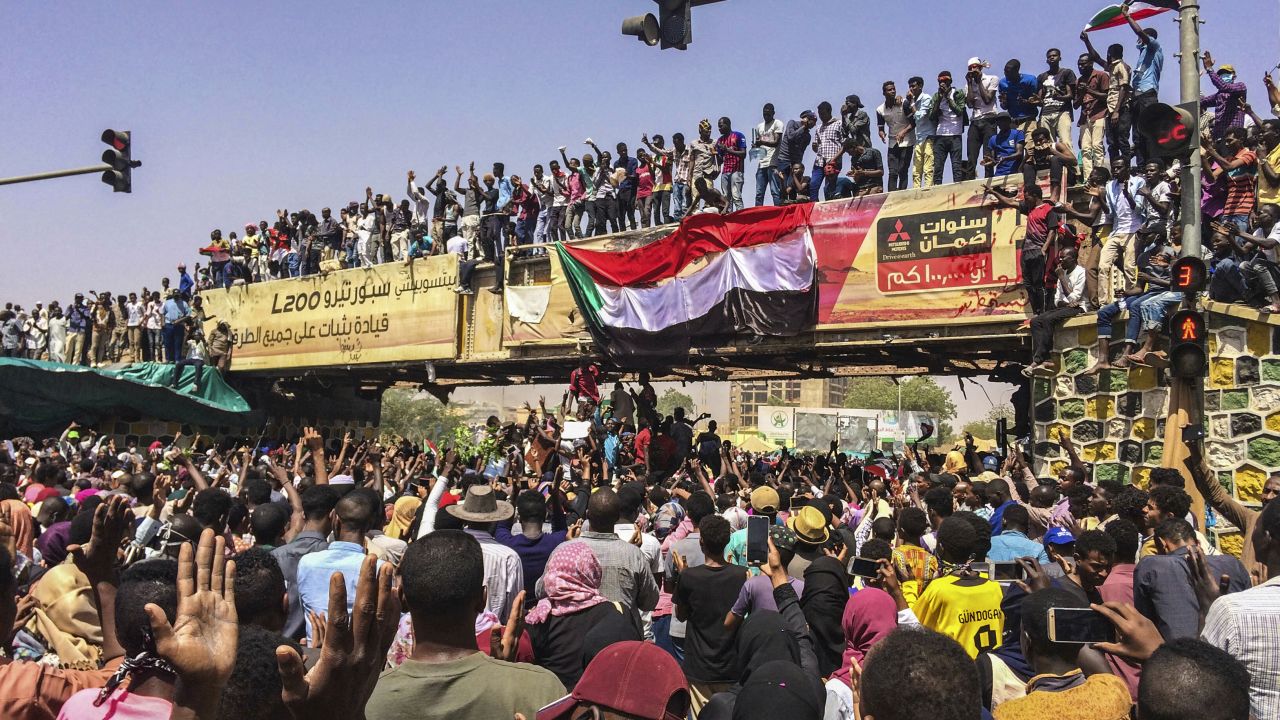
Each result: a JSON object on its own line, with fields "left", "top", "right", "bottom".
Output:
{"left": 537, "top": 641, "right": 689, "bottom": 720}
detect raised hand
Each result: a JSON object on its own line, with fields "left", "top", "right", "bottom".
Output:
{"left": 489, "top": 590, "right": 526, "bottom": 662}
{"left": 147, "top": 528, "right": 239, "bottom": 712}
{"left": 307, "top": 610, "right": 327, "bottom": 649}
{"left": 69, "top": 495, "right": 132, "bottom": 583}
{"left": 275, "top": 556, "right": 399, "bottom": 720}
{"left": 303, "top": 427, "right": 325, "bottom": 452}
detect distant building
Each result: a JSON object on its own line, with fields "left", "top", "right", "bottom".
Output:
{"left": 729, "top": 378, "right": 849, "bottom": 432}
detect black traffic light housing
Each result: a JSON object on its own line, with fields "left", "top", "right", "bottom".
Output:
{"left": 621, "top": 13, "right": 660, "bottom": 45}
{"left": 101, "top": 129, "right": 136, "bottom": 193}
{"left": 622, "top": 0, "right": 725, "bottom": 50}
{"left": 1168, "top": 309, "right": 1207, "bottom": 379}
{"left": 658, "top": 0, "right": 692, "bottom": 49}
{"left": 1136, "top": 102, "right": 1197, "bottom": 161}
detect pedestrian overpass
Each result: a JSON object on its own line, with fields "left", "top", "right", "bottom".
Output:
{"left": 201, "top": 177, "right": 1035, "bottom": 408}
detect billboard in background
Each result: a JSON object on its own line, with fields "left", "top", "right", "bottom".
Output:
{"left": 200, "top": 255, "right": 459, "bottom": 371}
{"left": 759, "top": 405, "right": 934, "bottom": 452}
{"left": 761, "top": 406, "right": 879, "bottom": 454}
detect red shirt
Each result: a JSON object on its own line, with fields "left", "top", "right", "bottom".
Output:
{"left": 634, "top": 427, "right": 652, "bottom": 462}
{"left": 636, "top": 164, "right": 654, "bottom": 198}
{"left": 569, "top": 365, "right": 601, "bottom": 402}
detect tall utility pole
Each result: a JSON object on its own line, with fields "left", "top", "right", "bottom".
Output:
{"left": 1177, "top": 0, "right": 1202, "bottom": 257}
{"left": 1164, "top": 0, "right": 1206, "bottom": 524}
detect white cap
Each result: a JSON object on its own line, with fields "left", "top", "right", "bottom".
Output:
{"left": 967, "top": 57, "right": 983, "bottom": 68}
{"left": 329, "top": 474, "right": 355, "bottom": 486}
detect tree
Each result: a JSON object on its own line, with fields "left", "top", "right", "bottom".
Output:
{"left": 961, "top": 403, "right": 1015, "bottom": 441}
{"left": 843, "top": 377, "right": 958, "bottom": 443}
{"left": 378, "top": 387, "right": 464, "bottom": 445}
{"left": 655, "top": 388, "right": 696, "bottom": 421}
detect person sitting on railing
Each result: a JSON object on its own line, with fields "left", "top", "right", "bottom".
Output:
{"left": 1087, "top": 221, "right": 1176, "bottom": 372}
{"left": 1217, "top": 206, "right": 1280, "bottom": 312}
{"left": 1025, "top": 247, "right": 1090, "bottom": 376}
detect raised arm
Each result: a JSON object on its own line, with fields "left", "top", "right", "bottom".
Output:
{"left": 1122, "top": 6, "right": 1155, "bottom": 43}
{"left": 303, "top": 427, "right": 329, "bottom": 485}
{"left": 177, "top": 451, "right": 211, "bottom": 492}
{"left": 1079, "top": 31, "right": 1106, "bottom": 67}
{"left": 268, "top": 459, "right": 305, "bottom": 542}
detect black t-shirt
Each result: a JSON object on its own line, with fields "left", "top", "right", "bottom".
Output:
{"left": 428, "top": 177, "right": 450, "bottom": 219}
{"left": 482, "top": 187, "right": 499, "bottom": 214}
{"left": 851, "top": 148, "right": 884, "bottom": 191}
{"left": 676, "top": 563, "right": 748, "bottom": 682}
{"left": 1037, "top": 68, "right": 1078, "bottom": 115}
{"left": 527, "top": 602, "right": 642, "bottom": 689}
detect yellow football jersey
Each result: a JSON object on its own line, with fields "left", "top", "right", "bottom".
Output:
{"left": 912, "top": 574, "right": 1005, "bottom": 658}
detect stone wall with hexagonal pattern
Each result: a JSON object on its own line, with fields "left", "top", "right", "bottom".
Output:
{"left": 1032, "top": 303, "right": 1278, "bottom": 557}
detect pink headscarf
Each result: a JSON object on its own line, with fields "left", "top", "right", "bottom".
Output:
{"left": 524, "top": 542, "right": 608, "bottom": 625}
{"left": 829, "top": 586, "right": 897, "bottom": 685}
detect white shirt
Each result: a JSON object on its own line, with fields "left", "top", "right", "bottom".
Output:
{"left": 463, "top": 528, "right": 524, "bottom": 623}
{"left": 144, "top": 301, "right": 163, "bottom": 330}
{"left": 936, "top": 89, "right": 964, "bottom": 137}
{"left": 1202, "top": 576, "right": 1280, "bottom": 720}
{"left": 407, "top": 179, "right": 431, "bottom": 225}
{"left": 752, "top": 118, "right": 785, "bottom": 167}
{"left": 1105, "top": 176, "right": 1147, "bottom": 235}
{"left": 125, "top": 301, "right": 144, "bottom": 327}
{"left": 1143, "top": 180, "right": 1172, "bottom": 224}
{"left": 969, "top": 73, "right": 1001, "bottom": 117}
{"left": 358, "top": 213, "right": 377, "bottom": 240}
{"left": 446, "top": 236, "right": 467, "bottom": 256}
{"left": 1055, "top": 264, "right": 1090, "bottom": 310}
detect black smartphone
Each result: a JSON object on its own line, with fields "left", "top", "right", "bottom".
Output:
{"left": 849, "top": 556, "right": 882, "bottom": 578}
{"left": 746, "top": 515, "right": 769, "bottom": 566}
{"left": 1047, "top": 608, "right": 1115, "bottom": 644}
{"left": 1182, "top": 424, "right": 1206, "bottom": 443}
{"left": 990, "top": 561, "right": 1028, "bottom": 583}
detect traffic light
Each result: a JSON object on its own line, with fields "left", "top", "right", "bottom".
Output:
{"left": 1170, "top": 256, "right": 1207, "bottom": 294}
{"left": 100, "top": 129, "right": 134, "bottom": 193}
{"left": 1168, "top": 309, "right": 1207, "bottom": 379}
{"left": 657, "top": 0, "right": 692, "bottom": 50}
{"left": 1136, "top": 102, "right": 1197, "bottom": 161}
{"left": 621, "top": 13, "right": 659, "bottom": 45}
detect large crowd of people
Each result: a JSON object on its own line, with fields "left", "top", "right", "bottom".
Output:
{"left": 5, "top": 7, "right": 1280, "bottom": 363}
{"left": 3, "top": 11, "right": 1280, "bottom": 717}
{"left": 0, "top": 366, "right": 1278, "bottom": 720}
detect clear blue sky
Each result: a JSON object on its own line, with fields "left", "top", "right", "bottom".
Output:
{"left": 2, "top": 0, "right": 1275, "bottom": 305}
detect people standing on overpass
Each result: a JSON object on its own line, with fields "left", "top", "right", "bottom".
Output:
{"left": 160, "top": 289, "right": 190, "bottom": 364}
{"left": 752, "top": 104, "right": 784, "bottom": 206}
{"left": 772, "top": 110, "right": 815, "bottom": 204}
{"left": 714, "top": 117, "right": 746, "bottom": 214}
{"left": 876, "top": 81, "right": 915, "bottom": 192}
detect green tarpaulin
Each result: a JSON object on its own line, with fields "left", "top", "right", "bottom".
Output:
{"left": 0, "top": 359, "right": 255, "bottom": 433}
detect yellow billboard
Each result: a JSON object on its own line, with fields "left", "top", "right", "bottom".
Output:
{"left": 200, "top": 255, "right": 459, "bottom": 371}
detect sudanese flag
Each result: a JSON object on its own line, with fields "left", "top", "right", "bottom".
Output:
{"left": 555, "top": 204, "right": 818, "bottom": 368}
{"left": 1084, "top": 1, "right": 1179, "bottom": 32}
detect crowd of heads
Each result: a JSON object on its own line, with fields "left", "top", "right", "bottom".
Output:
{"left": 0, "top": 354, "right": 1278, "bottom": 719}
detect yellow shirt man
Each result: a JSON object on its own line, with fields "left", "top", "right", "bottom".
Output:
{"left": 912, "top": 573, "right": 1005, "bottom": 658}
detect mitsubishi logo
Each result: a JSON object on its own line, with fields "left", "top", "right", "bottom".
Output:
{"left": 886, "top": 219, "right": 911, "bottom": 242}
